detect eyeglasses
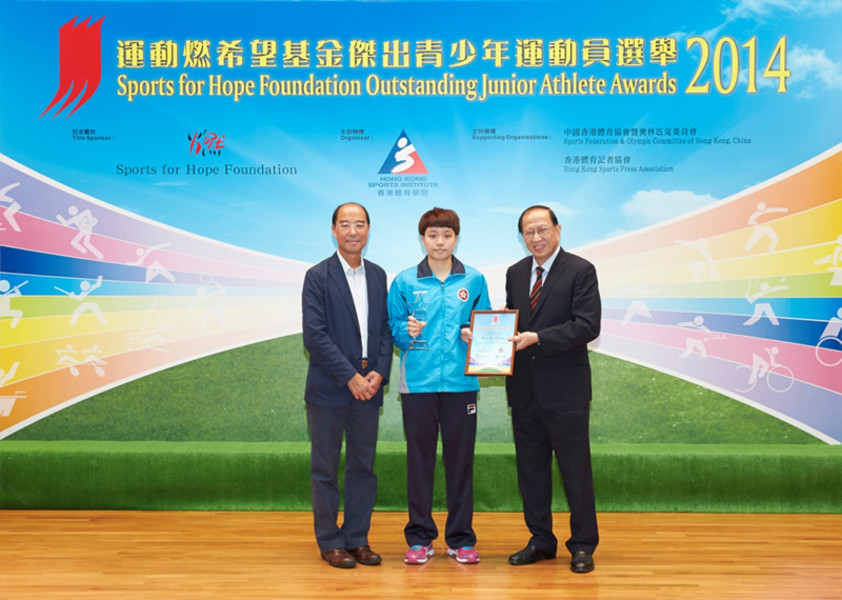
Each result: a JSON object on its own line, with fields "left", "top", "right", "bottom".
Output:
{"left": 336, "top": 221, "right": 369, "bottom": 232}
{"left": 522, "top": 226, "right": 553, "bottom": 239}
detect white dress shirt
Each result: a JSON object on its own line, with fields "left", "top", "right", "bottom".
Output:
{"left": 530, "top": 246, "right": 561, "bottom": 291}
{"left": 337, "top": 252, "right": 369, "bottom": 358}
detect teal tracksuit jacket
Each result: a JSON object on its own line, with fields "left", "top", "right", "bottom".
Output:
{"left": 387, "top": 256, "right": 492, "bottom": 394}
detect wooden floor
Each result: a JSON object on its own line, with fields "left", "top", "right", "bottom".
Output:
{"left": 1, "top": 511, "right": 841, "bottom": 600}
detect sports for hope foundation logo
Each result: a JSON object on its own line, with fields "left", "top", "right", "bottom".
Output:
{"left": 41, "top": 17, "right": 104, "bottom": 119}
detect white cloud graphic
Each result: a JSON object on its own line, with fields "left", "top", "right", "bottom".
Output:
{"left": 789, "top": 44, "right": 842, "bottom": 90}
{"left": 544, "top": 201, "right": 578, "bottom": 218}
{"left": 725, "top": 0, "right": 842, "bottom": 19}
{"left": 622, "top": 190, "right": 719, "bottom": 224}
{"left": 487, "top": 206, "right": 522, "bottom": 215}
{"left": 489, "top": 201, "right": 577, "bottom": 218}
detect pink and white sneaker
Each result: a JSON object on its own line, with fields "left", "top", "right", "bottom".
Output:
{"left": 447, "top": 546, "right": 480, "bottom": 564}
{"left": 404, "top": 544, "right": 435, "bottom": 564}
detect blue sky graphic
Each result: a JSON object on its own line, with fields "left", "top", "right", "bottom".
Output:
{"left": 1, "top": 0, "right": 840, "bottom": 272}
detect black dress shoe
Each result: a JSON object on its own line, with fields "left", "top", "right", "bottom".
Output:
{"left": 508, "top": 544, "right": 556, "bottom": 566}
{"left": 570, "top": 550, "right": 594, "bottom": 573}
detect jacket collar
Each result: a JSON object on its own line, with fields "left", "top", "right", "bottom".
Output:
{"left": 416, "top": 255, "right": 466, "bottom": 279}
{"left": 530, "top": 247, "right": 566, "bottom": 315}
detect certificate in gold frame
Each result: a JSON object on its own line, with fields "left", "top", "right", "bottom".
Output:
{"left": 465, "top": 310, "right": 519, "bottom": 376}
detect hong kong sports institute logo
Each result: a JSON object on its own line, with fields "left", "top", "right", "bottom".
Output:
{"left": 41, "top": 17, "right": 104, "bottom": 119}
{"left": 378, "top": 130, "right": 428, "bottom": 174}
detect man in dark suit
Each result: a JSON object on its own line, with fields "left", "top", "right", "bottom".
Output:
{"left": 505, "top": 205, "right": 601, "bottom": 573}
{"left": 302, "top": 202, "right": 393, "bottom": 569}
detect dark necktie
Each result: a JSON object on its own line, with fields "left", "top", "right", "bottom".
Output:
{"left": 530, "top": 266, "right": 544, "bottom": 310}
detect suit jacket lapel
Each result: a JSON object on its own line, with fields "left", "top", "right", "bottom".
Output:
{"left": 531, "top": 248, "right": 566, "bottom": 317}
{"left": 362, "top": 259, "right": 379, "bottom": 354}
{"left": 328, "top": 253, "right": 361, "bottom": 332}
{"left": 511, "top": 259, "right": 532, "bottom": 329}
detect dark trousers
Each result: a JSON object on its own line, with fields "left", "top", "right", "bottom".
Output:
{"left": 401, "top": 391, "right": 478, "bottom": 549}
{"left": 511, "top": 400, "right": 599, "bottom": 555}
{"left": 307, "top": 400, "right": 379, "bottom": 553}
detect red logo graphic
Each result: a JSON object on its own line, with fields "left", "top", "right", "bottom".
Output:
{"left": 457, "top": 288, "right": 469, "bottom": 301}
{"left": 40, "top": 17, "right": 104, "bottom": 119}
{"left": 188, "top": 130, "right": 226, "bottom": 156}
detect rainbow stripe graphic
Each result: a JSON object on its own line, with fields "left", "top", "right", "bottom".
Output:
{"left": 578, "top": 145, "right": 842, "bottom": 443}
{"left": 0, "top": 154, "right": 308, "bottom": 438}
{"left": 2, "top": 147, "right": 841, "bottom": 442}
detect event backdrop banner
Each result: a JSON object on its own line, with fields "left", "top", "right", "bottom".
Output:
{"left": 0, "top": 0, "right": 840, "bottom": 441}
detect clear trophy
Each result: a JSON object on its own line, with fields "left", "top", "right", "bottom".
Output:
{"left": 409, "top": 294, "right": 429, "bottom": 351}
